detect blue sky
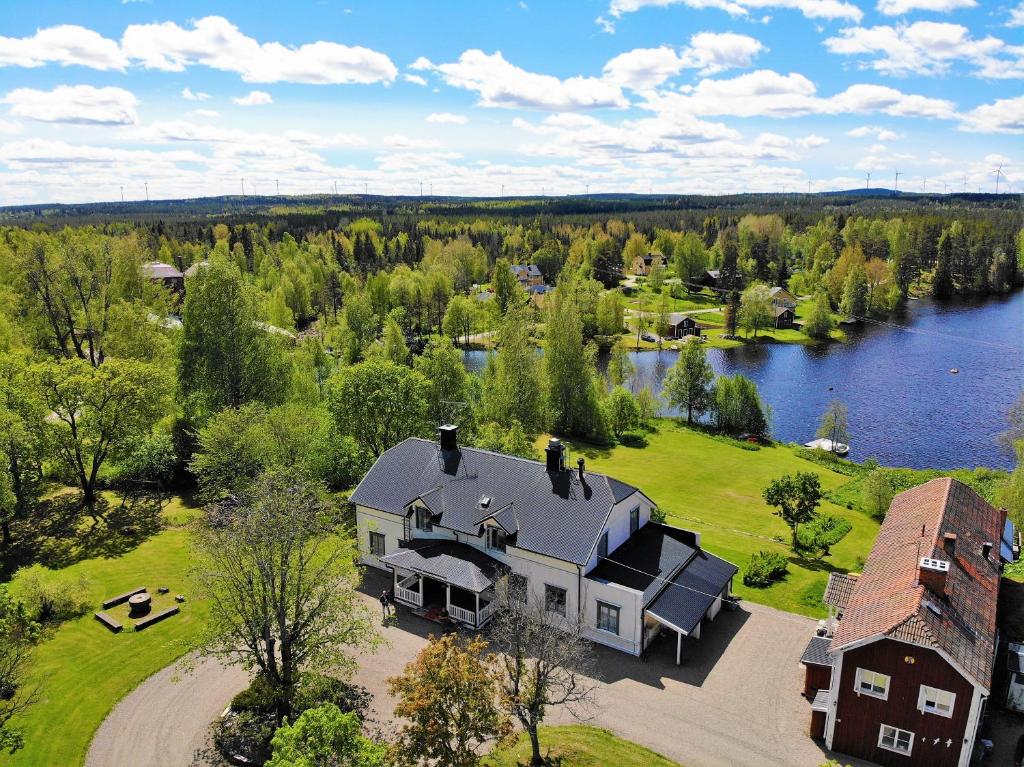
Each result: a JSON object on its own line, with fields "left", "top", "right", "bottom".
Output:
{"left": 0, "top": 0, "right": 1020, "bottom": 203}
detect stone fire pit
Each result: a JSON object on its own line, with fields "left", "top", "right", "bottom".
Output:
{"left": 128, "top": 591, "right": 152, "bottom": 617}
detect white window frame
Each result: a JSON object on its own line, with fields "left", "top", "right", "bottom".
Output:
{"left": 544, "top": 584, "right": 567, "bottom": 617}
{"left": 855, "top": 667, "right": 890, "bottom": 700}
{"left": 918, "top": 685, "right": 956, "bottom": 718}
{"left": 596, "top": 601, "right": 620, "bottom": 635}
{"left": 486, "top": 527, "right": 507, "bottom": 553}
{"left": 368, "top": 531, "right": 386, "bottom": 557}
{"left": 878, "top": 724, "right": 914, "bottom": 755}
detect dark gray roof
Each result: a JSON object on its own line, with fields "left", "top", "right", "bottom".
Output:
{"left": 587, "top": 523, "right": 698, "bottom": 604}
{"left": 350, "top": 438, "right": 643, "bottom": 566}
{"left": 511, "top": 264, "right": 542, "bottom": 279}
{"left": 645, "top": 550, "right": 738, "bottom": 635}
{"left": 800, "top": 635, "right": 835, "bottom": 667}
{"left": 380, "top": 541, "right": 504, "bottom": 592}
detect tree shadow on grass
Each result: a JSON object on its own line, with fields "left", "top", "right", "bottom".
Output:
{"left": 786, "top": 554, "right": 847, "bottom": 574}
{"left": 1, "top": 493, "right": 165, "bottom": 578}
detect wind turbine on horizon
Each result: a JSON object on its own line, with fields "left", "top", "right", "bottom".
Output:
{"left": 993, "top": 162, "right": 1006, "bottom": 194}
{"left": 893, "top": 170, "right": 901, "bottom": 196}
{"left": 865, "top": 171, "right": 871, "bottom": 190}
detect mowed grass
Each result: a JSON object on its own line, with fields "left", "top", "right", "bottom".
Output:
{"left": 1, "top": 499, "right": 206, "bottom": 767}
{"left": 485, "top": 725, "right": 681, "bottom": 767}
{"left": 553, "top": 421, "right": 879, "bottom": 617}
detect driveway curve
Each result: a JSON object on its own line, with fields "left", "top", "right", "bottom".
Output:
{"left": 85, "top": 655, "right": 249, "bottom": 767}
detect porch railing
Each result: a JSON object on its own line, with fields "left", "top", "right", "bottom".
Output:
{"left": 396, "top": 576, "right": 422, "bottom": 607}
{"left": 448, "top": 604, "right": 476, "bottom": 625}
{"left": 478, "top": 599, "right": 497, "bottom": 624}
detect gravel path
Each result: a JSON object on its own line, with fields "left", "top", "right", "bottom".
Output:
{"left": 84, "top": 655, "right": 249, "bottom": 767}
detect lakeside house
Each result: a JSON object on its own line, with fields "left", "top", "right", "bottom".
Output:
{"left": 510, "top": 263, "right": 544, "bottom": 289}
{"left": 802, "top": 478, "right": 1007, "bottom": 767}
{"left": 631, "top": 252, "right": 668, "bottom": 276}
{"left": 141, "top": 261, "right": 184, "bottom": 293}
{"left": 773, "top": 306, "right": 796, "bottom": 329}
{"left": 351, "top": 426, "right": 737, "bottom": 662}
{"left": 769, "top": 286, "right": 797, "bottom": 309}
{"left": 665, "top": 313, "right": 706, "bottom": 339}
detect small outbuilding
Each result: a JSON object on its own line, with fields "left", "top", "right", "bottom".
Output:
{"left": 141, "top": 261, "right": 184, "bottom": 293}
{"left": 666, "top": 313, "right": 706, "bottom": 339}
{"left": 773, "top": 306, "right": 796, "bottom": 329}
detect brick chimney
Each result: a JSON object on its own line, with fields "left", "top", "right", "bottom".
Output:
{"left": 919, "top": 557, "right": 950, "bottom": 596}
{"left": 545, "top": 438, "right": 565, "bottom": 473}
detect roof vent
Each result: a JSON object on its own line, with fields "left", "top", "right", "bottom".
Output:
{"left": 479, "top": 496, "right": 491, "bottom": 509}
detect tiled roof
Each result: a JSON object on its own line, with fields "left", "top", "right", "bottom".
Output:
{"left": 645, "top": 550, "right": 738, "bottom": 635}
{"left": 830, "top": 478, "right": 1003, "bottom": 690}
{"left": 586, "top": 523, "right": 698, "bottom": 604}
{"left": 773, "top": 305, "right": 794, "bottom": 317}
{"left": 801, "top": 635, "right": 835, "bottom": 667}
{"left": 350, "top": 438, "right": 643, "bottom": 566}
{"left": 380, "top": 540, "right": 504, "bottom": 592}
{"left": 823, "top": 572, "right": 859, "bottom": 611}
{"left": 142, "top": 261, "right": 183, "bottom": 280}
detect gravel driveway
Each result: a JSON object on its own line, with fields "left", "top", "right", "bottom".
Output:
{"left": 84, "top": 655, "right": 249, "bottom": 767}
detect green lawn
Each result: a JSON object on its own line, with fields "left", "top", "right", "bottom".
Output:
{"left": 1, "top": 499, "right": 206, "bottom": 767}
{"left": 552, "top": 422, "right": 879, "bottom": 617}
{"left": 486, "top": 726, "right": 681, "bottom": 767}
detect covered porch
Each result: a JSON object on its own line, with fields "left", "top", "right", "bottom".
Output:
{"left": 381, "top": 540, "right": 502, "bottom": 629}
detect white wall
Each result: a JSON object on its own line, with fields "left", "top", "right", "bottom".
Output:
{"left": 584, "top": 491, "right": 655, "bottom": 575}
{"left": 356, "top": 505, "right": 407, "bottom": 568}
{"left": 582, "top": 578, "right": 643, "bottom": 655}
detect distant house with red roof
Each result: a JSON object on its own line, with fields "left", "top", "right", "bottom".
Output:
{"left": 802, "top": 478, "right": 1006, "bottom": 767}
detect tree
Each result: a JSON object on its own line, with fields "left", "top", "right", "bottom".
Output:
{"left": 606, "top": 346, "right": 635, "bottom": 388}
{"left": 0, "top": 357, "right": 45, "bottom": 548}
{"left": 481, "top": 310, "right": 545, "bottom": 434}
{"left": 621, "top": 232, "right": 648, "bottom": 270}
{"left": 442, "top": 295, "right": 477, "bottom": 346}
{"left": 606, "top": 386, "right": 640, "bottom": 438}
{"left": 472, "top": 420, "right": 536, "bottom": 459}
{"left": 389, "top": 634, "right": 509, "bottom": 767}
{"left": 739, "top": 283, "right": 773, "bottom": 339}
{"left": 723, "top": 289, "right": 740, "bottom": 337}
{"left": 327, "top": 360, "right": 429, "bottom": 458}
{"left": 999, "top": 441, "right": 1024, "bottom": 531}
{"left": 802, "top": 292, "right": 835, "bottom": 341}
{"left": 544, "top": 284, "right": 607, "bottom": 440}
{"left": 381, "top": 316, "right": 409, "bottom": 366}
{"left": 31, "top": 357, "right": 170, "bottom": 510}
{"left": 493, "top": 258, "right": 522, "bottom": 315}
{"left": 661, "top": 342, "right": 714, "bottom": 424}
{"left": 266, "top": 704, "right": 386, "bottom": 767}
{"left": 817, "top": 400, "right": 850, "bottom": 453}
{"left": 180, "top": 254, "right": 287, "bottom": 411}
{"left": 413, "top": 336, "right": 471, "bottom": 430}
{"left": 595, "top": 290, "right": 624, "bottom": 336}
{"left": 862, "top": 468, "right": 894, "bottom": 518}
{"left": 490, "top": 585, "right": 596, "bottom": 767}
{"left": 840, "top": 263, "right": 868, "bottom": 319}
{"left": 712, "top": 374, "right": 768, "bottom": 437}
{"left": 0, "top": 588, "right": 38, "bottom": 754}
{"left": 763, "top": 472, "right": 823, "bottom": 550}
{"left": 195, "top": 470, "right": 378, "bottom": 723}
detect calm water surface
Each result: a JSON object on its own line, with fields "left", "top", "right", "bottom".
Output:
{"left": 464, "top": 291, "right": 1024, "bottom": 470}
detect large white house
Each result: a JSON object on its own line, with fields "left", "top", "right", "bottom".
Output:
{"left": 351, "top": 425, "right": 737, "bottom": 661}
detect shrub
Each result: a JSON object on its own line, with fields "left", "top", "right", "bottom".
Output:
{"left": 293, "top": 673, "right": 371, "bottom": 719}
{"left": 743, "top": 551, "right": 789, "bottom": 588}
{"left": 797, "top": 514, "right": 853, "bottom": 558}
{"left": 212, "top": 709, "right": 276, "bottom": 766}
{"left": 230, "top": 674, "right": 281, "bottom": 715}
{"left": 13, "top": 565, "right": 91, "bottom": 624}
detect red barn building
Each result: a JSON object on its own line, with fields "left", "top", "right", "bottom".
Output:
{"left": 805, "top": 478, "right": 1004, "bottom": 767}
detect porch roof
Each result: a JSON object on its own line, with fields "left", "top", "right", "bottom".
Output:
{"left": 645, "top": 550, "right": 737, "bottom": 635}
{"left": 381, "top": 541, "right": 505, "bottom": 593}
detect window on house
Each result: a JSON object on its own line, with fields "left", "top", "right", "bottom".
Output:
{"left": 415, "top": 507, "right": 432, "bottom": 532}
{"left": 545, "top": 584, "right": 567, "bottom": 616}
{"left": 596, "top": 601, "right": 620, "bottom": 635}
{"left": 597, "top": 531, "right": 609, "bottom": 560}
{"left": 629, "top": 507, "right": 640, "bottom": 535}
{"left": 855, "top": 668, "right": 890, "bottom": 699}
{"left": 508, "top": 573, "right": 528, "bottom": 604}
{"left": 919, "top": 686, "right": 956, "bottom": 717}
{"left": 368, "top": 531, "right": 385, "bottom": 557}
{"left": 486, "top": 527, "right": 507, "bottom": 552}
{"left": 878, "top": 724, "right": 913, "bottom": 755}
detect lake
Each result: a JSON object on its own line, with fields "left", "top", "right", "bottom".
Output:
{"left": 464, "top": 290, "right": 1024, "bottom": 470}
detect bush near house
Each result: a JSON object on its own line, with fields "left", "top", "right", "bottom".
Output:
{"left": 743, "top": 551, "right": 789, "bottom": 588}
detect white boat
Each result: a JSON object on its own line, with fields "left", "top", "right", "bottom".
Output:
{"left": 804, "top": 438, "right": 850, "bottom": 456}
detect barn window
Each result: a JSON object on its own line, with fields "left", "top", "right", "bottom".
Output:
{"left": 878, "top": 724, "right": 913, "bottom": 755}
{"left": 855, "top": 668, "right": 890, "bottom": 700}
{"left": 919, "top": 686, "right": 956, "bottom": 717}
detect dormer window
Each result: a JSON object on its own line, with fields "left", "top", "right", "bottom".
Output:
{"left": 486, "top": 527, "right": 507, "bottom": 552}
{"left": 415, "top": 507, "right": 433, "bottom": 532}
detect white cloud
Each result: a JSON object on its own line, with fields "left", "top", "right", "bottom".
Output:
{"left": 0, "top": 138, "right": 202, "bottom": 167}
{"left": 602, "top": 0, "right": 862, "bottom": 27}
{"left": 0, "top": 25, "right": 126, "bottom": 70}
{"left": 403, "top": 73, "right": 428, "bottom": 86}
{"left": 824, "top": 22, "right": 1022, "bottom": 79}
{"left": 797, "top": 134, "right": 829, "bottom": 147}
{"left": 876, "top": 0, "right": 975, "bottom": 14}
{"left": 2, "top": 85, "right": 139, "bottom": 125}
{"left": 181, "top": 87, "right": 210, "bottom": 101}
{"left": 233, "top": 90, "right": 273, "bottom": 106}
{"left": 383, "top": 134, "right": 443, "bottom": 149}
{"left": 426, "top": 112, "right": 469, "bottom": 124}
{"left": 0, "top": 119, "right": 20, "bottom": 134}
{"left": 409, "top": 57, "right": 434, "bottom": 70}
{"left": 187, "top": 108, "right": 219, "bottom": 118}
{"left": 121, "top": 16, "right": 397, "bottom": 84}
{"left": 603, "top": 47, "right": 687, "bottom": 89}
{"left": 427, "top": 50, "right": 629, "bottom": 110}
{"left": 680, "top": 32, "right": 767, "bottom": 75}
{"left": 958, "top": 95, "right": 1024, "bottom": 133}
{"left": 640, "top": 70, "right": 956, "bottom": 119}
{"left": 602, "top": 33, "right": 765, "bottom": 89}
{"left": 847, "top": 125, "right": 903, "bottom": 140}
{"left": 1010, "top": 3, "right": 1024, "bottom": 27}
